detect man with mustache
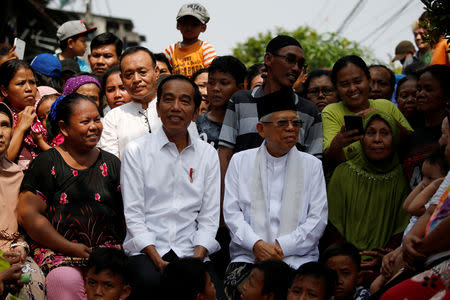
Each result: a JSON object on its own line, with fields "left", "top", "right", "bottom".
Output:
{"left": 223, "top": 88, "right": 327, "bottom": 300}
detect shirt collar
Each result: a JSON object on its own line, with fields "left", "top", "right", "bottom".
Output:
{"left": 156, "top": 125, "right": 196, "bottom": 152}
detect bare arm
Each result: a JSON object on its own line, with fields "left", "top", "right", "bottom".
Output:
{"left": 7, "top": 107, "right": 36, "bottom": 161}
{"left": 404, "top": 178, "right": 443, "bottom": 216}
{"left": 17, "top": 191, "right": 91, "bottom": 258}
{"left": 142, "top": 245, "right": 168, "bottom": 272}
{"left": 218, "top": 146, "right": 233, "bottom": 226}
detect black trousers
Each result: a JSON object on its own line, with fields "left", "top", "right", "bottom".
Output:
{"left": 127, "top": 250, "right": 226, "bottom": 300}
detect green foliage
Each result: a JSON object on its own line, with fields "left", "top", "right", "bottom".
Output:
{"left": 232, "top": 26, "right": 375, "bottom": 70}
{"left": 420, "top": 0, "right": 450, "bottom": 44}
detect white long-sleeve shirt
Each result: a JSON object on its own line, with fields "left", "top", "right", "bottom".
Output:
{"left": 99, "top": 100, "right": 198, "bottom": 159}
{"left": 121, "top": 128, "right": 220, "bottom": 258}
{"left": 223, "top": 145, "right": 328, "bottom": 268}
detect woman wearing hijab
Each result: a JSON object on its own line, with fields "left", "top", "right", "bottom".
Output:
{"left": 327, "top": 112, "right": 410, "bottom": 254}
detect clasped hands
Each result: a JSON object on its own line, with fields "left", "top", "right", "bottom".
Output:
{"left": 253, "top": 240, "right": 284, "bottom": 263}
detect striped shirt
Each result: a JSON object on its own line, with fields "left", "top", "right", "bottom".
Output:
{"left": 164, "top": 40, "right": 217, "bottom": 77}
{"left": 218, "top": 86, "right": 323, "bottom": 158}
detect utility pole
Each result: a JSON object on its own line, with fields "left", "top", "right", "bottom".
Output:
{"left": 85, "top": 0, "right": 92, "bottom": 27}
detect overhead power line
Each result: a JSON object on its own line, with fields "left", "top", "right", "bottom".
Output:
{"left": 360, "top": 0, "right": 414, "bottom": 44}
{"left": 336, "top": 0, "right": 367, "bottom": 35}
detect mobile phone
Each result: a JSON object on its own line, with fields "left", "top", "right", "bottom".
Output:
{"left": 344, "top": 115, "right": 364, "bottom": 136}
{"left": 13, "top": 38, "right": 26, "bottom": 60}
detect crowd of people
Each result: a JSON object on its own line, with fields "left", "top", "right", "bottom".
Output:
{"left": 0, "top": 2, "right": 449, "bottom": 300}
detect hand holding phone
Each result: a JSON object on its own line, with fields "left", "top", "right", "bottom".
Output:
{"left": 13, "top": 38, "right": 26, "bottom": 60}
{"left": 344, "top": 115, "right": 364, "bottom": 136}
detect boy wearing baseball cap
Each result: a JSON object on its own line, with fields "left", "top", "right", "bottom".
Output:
{"left": 56, "top": 20, "right": 96, "bottom": 72}
{"left": 164, "top": 3, "right": 217, "bottom": 78}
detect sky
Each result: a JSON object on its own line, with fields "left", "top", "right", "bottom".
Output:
{"left": 49, "top": 0, "right": 426, "bottom": 67}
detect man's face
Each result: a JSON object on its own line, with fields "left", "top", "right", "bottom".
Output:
{"left": 0, "top": 112, "right": 12, "bottom": 157}
{"left": 369, "top": 67, "right": 393, "bottom": 100}
{"left": 89, "top": 44, "right": 119, "bottom": 76}
{"left": 157, "top": 79, "right": 198, "bottom": 137}
{"left": 257, "top": 110, "right": 300, "bottom": 157}
{"left": 85, "top": 269, "right": 131, "bottom": 300}
{"left": 413, "top": 27, "right": 430, "bottom": 51}
{"left": 120, "top": 50, "right": 159, "bottom": 102}
{"left": 265, "top": 45, "right": 305, "bottom": 89}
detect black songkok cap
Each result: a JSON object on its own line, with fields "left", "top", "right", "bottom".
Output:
{"left": 257, "top": 88, "right": 297, "bottom": 120}
{"left": 266, "top": 35, "right": 302, "bottom": 54}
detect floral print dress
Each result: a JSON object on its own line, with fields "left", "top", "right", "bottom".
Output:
{"left": 20, "top": 148, "right": 125, "bottom": 274}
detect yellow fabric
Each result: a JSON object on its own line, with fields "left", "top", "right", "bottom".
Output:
{"left": 165, "top": 41, "right": 215, "bottom": 77}
{"left": 430, "top": 39, "right": 450, "bottom": 66}
{"left": 322, "top": 99, "right": 413, "bottom": 160}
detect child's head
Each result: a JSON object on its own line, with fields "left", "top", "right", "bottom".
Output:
{"left": 57, "top": 20, "right": 97, "bottom": 56}
{"left": 320, "top": 243, "right": 360, "bottom": 300}
{"left": 246, "top": 63, "right": 265, "bottom": 90}
{"left": 288, "top": 262, "right": 337, "bottom": 300}
{"left": 176, "top": 3, "right": 210, "bottom": 40}
{"left": 207, "top": 56, "right": 247, "bottom": 109}
{"left": 422, "top": 146, "right": 449, "bottom": 187}
{"left": 85, "top": 248, "right": 131, "bottom": 300}
{"left": 241, "top": 260, "right": 293, "bottom": 300}
{"left": 160, "top": 257, "right": 216, "bottom": 300}
{"left": 36, "top": 94, "right": 59, "bottom": 129}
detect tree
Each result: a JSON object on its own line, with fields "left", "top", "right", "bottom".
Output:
{"left": 232, "top": 26, "right": 374, "bottom": 70}
{"left": 420, "top": 0, "right": 449, "bottom": 44}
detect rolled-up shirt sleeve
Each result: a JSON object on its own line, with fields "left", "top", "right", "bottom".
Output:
{"left": 276, "top": 160, "right": 328, "bottom": 257}
{"left": 224, "top": 155, "right": 262, "bottom": 251}
{"left": 121, "top": 141, "right": 155, "bottom": 253}
{"left": 193, "top": 148, "right": 221, "bottom": 254}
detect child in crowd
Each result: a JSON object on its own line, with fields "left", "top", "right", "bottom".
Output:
{"left": 84, "top": 248, "right": 131, "bottom": 300}
{"left": 287, "top": 261, "right": 337, "bottom": 300}
{"left": 36, "top": 94, "right": 59, "bottom": 130}
{"left": 192, "top": 68, "right": 209, "bottom": 113}
{"left": 196, "top": 56, "right": 246, "bottom": 149}
{"left": 164, "top": 3, "right": 217, "bottom": 77}
{"left": 240, "top": 260, "right": 293, "bottom": 300}
{"left": 160, "top": 258, "right": 216, "bottom": 300}
{"left": 321, "top": 243, "right": 369, "bottom": 300}
{"left": 56, "top": 20, "right": 96, "bottom": 72}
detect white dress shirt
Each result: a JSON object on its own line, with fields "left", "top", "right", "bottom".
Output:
{"left": 121, "top": 128, "right": 220, "bottom": 258}
{"left": 223, "top": 144, "right": 328, "bottom": 268}
{"left": 99, "top": 99, "right": 199, "bottom": 159}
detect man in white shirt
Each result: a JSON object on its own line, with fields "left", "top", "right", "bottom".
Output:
{"left": 99, "top": 46, "right": 160, "bottom": 159}
{"left": 121, "top": 75, "right": 221, "bottom": 299}
{"left": 223, "top": 87, "right": 328, "bottom": 299}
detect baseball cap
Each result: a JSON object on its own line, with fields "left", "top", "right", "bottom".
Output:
{"left": 57, "top": 20, "right": 97, "bottom": 42}
{"left": 176, "top": 3, "right": 210, "bottom": 24}
{"left": 392, "top": 41, "right": 416, "bottom": 62}
{"left": 30, "top": 53, "right": 62, "bottom": 77}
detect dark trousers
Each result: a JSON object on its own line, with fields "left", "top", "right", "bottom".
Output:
{"left": 127, "top": 250, "right": 226, "bottom": 300}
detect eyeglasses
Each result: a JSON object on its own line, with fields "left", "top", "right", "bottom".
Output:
{"left": 273, "top": 54, "right": 306, "bottom": 70}
{"left": 306, "top": 87, "right": 335, "bottom": 97}
{"left": 262, "top": 119, "right": 303, "bottom": 128}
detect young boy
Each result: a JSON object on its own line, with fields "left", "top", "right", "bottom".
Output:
{"left": 196, "top": 56, "right": 246, "bottom": 149}
{"left": 56, "top": 20, "right": 96, "bottom": 72}
{"left": 84, "top": 248, "right": 132, "bottom": 300}
{"left": 287, "top": 262, "right": 337, "bottom": 300}
{"left": 164, "top": 3, "right": 217, "bottom": 78}
{"left": 240, "top": 260, "right": 293, "bottom": 300}
{"left": 320, "top": 243, "right": 369, "bottom": 300}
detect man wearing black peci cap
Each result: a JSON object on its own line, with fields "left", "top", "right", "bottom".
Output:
{"left": 222, "top": 88, "right": 327, "bottom": 300}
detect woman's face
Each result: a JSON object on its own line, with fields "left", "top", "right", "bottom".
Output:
{"left": 397, "top": 79, "right": 417, "bottom": 118}
{"left": 336, "top": 63, "right": 370, "bottom": 112}
{"left": 416, "top": 72, "right": 445, "bottom": 113}
{"left": 105, "top": 72, "right": 131, "bottom": 109}
{"left": 0, "top": 112, "right": 12, "bottom": 157}
{"left": 363, "top": 118, "right": 393, "bottom": 161}
{"left": 61, "top": 99, "right": 102, "bottom": 150}
{"left": 306, "top": 75, "right": 338, "bottom": 111}
{"left": 76, "top": 83, "right": 101, "bottom": 108}
{"left": 1, "top": 67, "right": 37, "bottom": 111}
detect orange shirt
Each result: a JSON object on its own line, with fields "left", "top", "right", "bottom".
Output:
{"left": 165, "top": 40, "right": 217, "bottom": 77}
{"left": 430, "top": 39, "right": 450, "bottom": 66}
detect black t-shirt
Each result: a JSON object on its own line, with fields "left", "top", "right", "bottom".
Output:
{"left": 196, "top": 113, "right": 222, "bottom": 149}
{"left": 21, "top": 148, "right": 126, "bottom": 246}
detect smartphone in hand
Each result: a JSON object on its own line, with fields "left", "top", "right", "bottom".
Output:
{"left": 13, "top": 38, "right": 26, "bottom": 60}
{"left": 344, "top": 115, "right": 364, "bottom": 136}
